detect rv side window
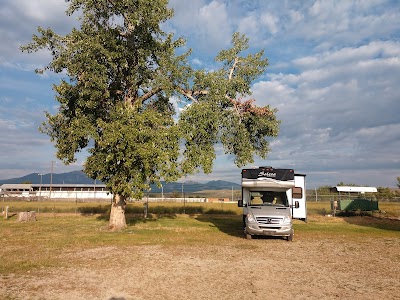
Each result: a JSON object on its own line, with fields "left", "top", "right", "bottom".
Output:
{"left": 292, "top": 187, "right": 302, "bottom": 199}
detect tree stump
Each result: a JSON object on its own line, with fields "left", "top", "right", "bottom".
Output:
{"left": 17, "top": 211, "right": 37, "bottom": 222}
{"left": 4, "top": 206, "right": 9, "bottom": 219}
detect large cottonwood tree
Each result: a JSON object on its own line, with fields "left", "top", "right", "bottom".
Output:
{"left": 21, "top": 0, "right": 280, "bottom": 229}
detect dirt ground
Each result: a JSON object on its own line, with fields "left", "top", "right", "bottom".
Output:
{"left": 1, "top": 232, "right": 399, "bottom": 300}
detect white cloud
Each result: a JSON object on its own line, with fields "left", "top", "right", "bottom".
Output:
{"left": 191, "top": 58, "right": 203, "bottom": 67}
{"left": 167, "top": 0, "right": 232, "bottom": 55}
{"left": 10, "top": 0, "right": 69, "bottom": 23}
{"left": 237, "top": 14, "right": 259, "bottom": 37}
{"left": 260, "top": 12, "right": 279, "bottom": 35}
{"left": 0, "top": 0, "right": 74, "bottom": 66}
{"left": 197, "top": 1, "right": 231, "bottom": 49}
{"left": 294, "top": 41, "right": 400, "bottom": 69}
{"left": 289, "top": 10, "right": 304, "bottom": 23}
{"left": 237, "top": 11, "right": 279, "bottom": 39}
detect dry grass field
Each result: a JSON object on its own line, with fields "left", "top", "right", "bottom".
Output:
{"left": 0, "top": 201, "right": 399, "bottom": 300}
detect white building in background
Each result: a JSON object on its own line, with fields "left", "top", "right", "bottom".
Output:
{"left": 0, "top": 183, "right": 112, "bottom": 201}
{"left": 0, "top": 184, "right": 212, "bottom": 203}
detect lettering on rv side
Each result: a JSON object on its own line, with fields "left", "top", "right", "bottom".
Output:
{"left": 258, "top": 171, "right": 276, "bottom": 178}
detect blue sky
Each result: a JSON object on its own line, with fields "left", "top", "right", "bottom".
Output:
{"left": 0, "top": 0, "right": 399, "bottom": 188}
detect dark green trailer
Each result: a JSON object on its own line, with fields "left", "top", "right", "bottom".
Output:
{"left": 331, "top": 186, "right": 379, "bottom": 214}
{"left": 337, "top": 198, "right": 379, "bottom": 211}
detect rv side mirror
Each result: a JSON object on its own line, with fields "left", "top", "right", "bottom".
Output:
{"left": 295, "top": 201, "right": 300, "bottom": 209}
{"left": 238, "top": 200, "right": 243, "bottom": 207}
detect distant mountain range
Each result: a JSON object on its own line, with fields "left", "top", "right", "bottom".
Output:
{"left": 0, "top": 170, "right": 240, "bottom": 193}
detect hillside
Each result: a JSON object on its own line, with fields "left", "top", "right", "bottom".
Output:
{"left": 0, "top": 171, "right": 95, "bottom": 185}
{"left": 0, "top": 170, "right": 240, "bottom": 192}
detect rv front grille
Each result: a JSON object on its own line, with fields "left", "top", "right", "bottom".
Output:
{"left": 256, "top": 217, "right": 282, "bottom": 225}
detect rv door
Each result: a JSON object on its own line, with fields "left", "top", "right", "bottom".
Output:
{"left": 292, "top": 174, "right": 307, "bottom": 221}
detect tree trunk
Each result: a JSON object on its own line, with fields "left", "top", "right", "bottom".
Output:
{"left": 109, "top": 194, "right": 127, "bottom": 230}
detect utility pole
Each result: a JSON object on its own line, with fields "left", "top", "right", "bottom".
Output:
{"left": 49, "top": 161, "right": 55, "bottom": 214}
{"left": 38, "top": 173, "right": 43, "bottom": 198}
{"left": 50, "top": 161, "right": 55, "bottom": 199}
{"left": 181, "top": 181, "right": 185, "bottom": 214}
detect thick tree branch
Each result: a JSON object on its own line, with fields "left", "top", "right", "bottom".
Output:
{"left": 137, "top": 87, "right": 162, "bottom": 104}
{"left": 228, "top": 57, "right": 239, "bottom": 80}
{"left": 177, "top": 88, "right": 209, "bottom": 103}
{"left": 106, "top": 0, "right": 135, "bottom": 35}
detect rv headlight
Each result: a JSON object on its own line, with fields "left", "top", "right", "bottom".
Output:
{"left": 246, "top": 213, "right": 256, "bottom": 223}
{"left": 283, "top": 215, "right": 291, "bottom": 224}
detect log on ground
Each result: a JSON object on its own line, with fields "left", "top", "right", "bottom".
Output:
{"left": 17, "top": 211, "right": 37, "bottom": 222}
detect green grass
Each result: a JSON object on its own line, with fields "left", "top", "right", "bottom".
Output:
{"left": 0, "top": 201, "right": 241, "bottom": 215}
{"left": 0, "top": 212, "right": 244, "bottom": 274}
{"left": 295, "top": 218, "right": 400, "bottom": 237}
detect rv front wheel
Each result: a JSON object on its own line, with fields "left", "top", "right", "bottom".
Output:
{"left": 287, "top": 232, "right": 294, "bottom": 242}
{"left": 246, "top": 233, "right": 252, "bottom": 240}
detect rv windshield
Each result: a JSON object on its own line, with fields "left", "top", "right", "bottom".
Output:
{"left": 250, "top": 191, "right": 288, "bottom": 207}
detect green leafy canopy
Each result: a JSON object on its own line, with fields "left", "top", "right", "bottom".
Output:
{"left": 21, "top": 0, "right": 280, "bottom": 199}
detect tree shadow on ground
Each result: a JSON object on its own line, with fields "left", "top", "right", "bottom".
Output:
{"left": 94, "top": 205, "right": 242, "bottom": 228}
{"left": 341, "top": 214, "right": 400, "bottom": 231}
{"left": 309, "top": 205, "right": 400, "bottom": 232}
{"left": 195, "top": 214, "right": 244, "bottom": 238}
{"left": 95, "top": 212, "right": 170, "bottom": 226}
{"left": 126, "top": 213, "right": 178, "bottom": 226}
{"left": 87, "top": 204, "right": 267, "bottom": 238}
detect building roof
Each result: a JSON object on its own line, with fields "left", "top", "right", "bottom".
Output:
{"left": 30, "top": 184, "right": 107, "bottom": 188}
{"left": 1, "top": 183, "right": 107, "bottom": 189}
{"left": 0, "top": 184, "right": 32, "bottom": 189}
{"left": 333, "top": 186, "right": 377, "bottom": 193}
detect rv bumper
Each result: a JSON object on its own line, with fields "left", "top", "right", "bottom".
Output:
{"left": 245, "top": 224, "right": 293, "bottom": 237}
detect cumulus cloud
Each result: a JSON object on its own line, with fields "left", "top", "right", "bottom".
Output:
{"left": 249, "top": 37, "right": 400, "bottom": 186}
{"left": 0, "top": 0, "right": 74, "bottom": 65}
{"left": 168, "top": 0, "right": 232, "bottom": 55}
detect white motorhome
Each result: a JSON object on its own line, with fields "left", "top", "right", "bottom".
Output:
{"left": 238, "top": 167, "right": 306, "bottom": 240}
